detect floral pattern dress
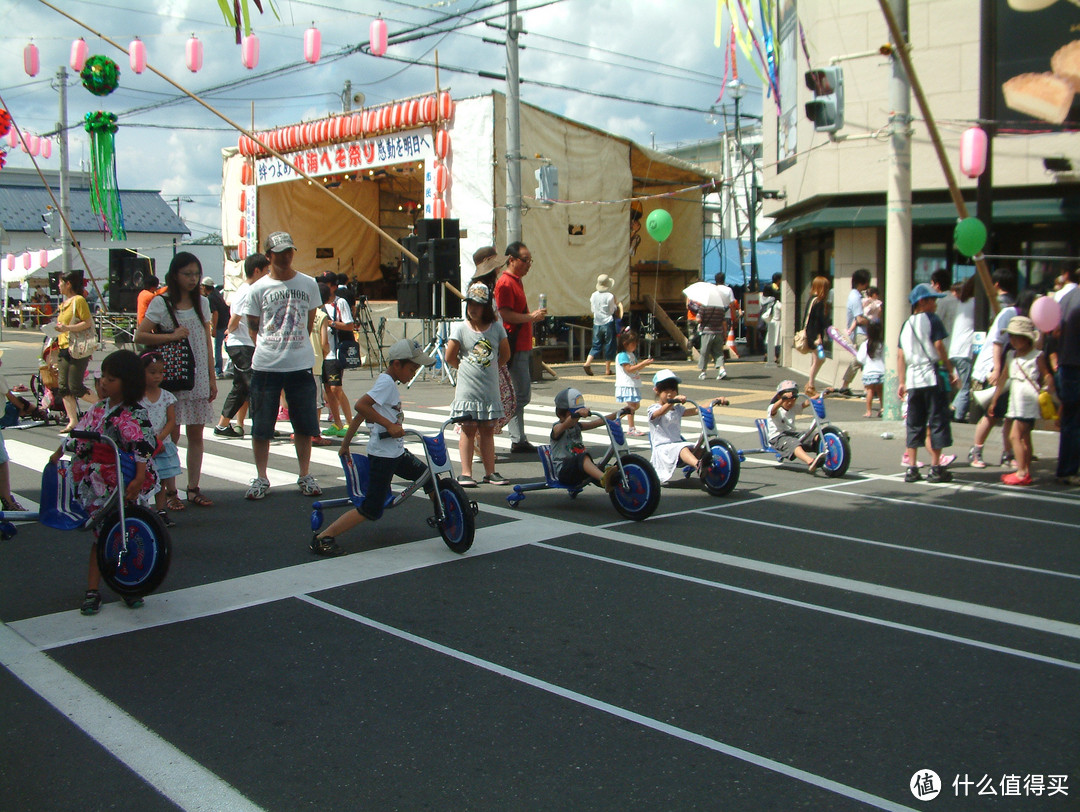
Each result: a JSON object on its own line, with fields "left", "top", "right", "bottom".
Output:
{"left": 68, "top": 401, "right": 158, "bottom": 515}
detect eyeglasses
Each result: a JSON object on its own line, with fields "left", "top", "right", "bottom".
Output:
{"left": 512, "top": 255, "right": 534, "bottom": 265}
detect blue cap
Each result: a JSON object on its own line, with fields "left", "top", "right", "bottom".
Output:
{"left": 909, "top": 283, "right": 946, "bottom": 306}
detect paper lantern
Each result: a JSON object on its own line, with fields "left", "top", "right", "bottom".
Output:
{"left": 41, "top": 138, "right": 51, "bottom": 159}
{"left": 421, "top": 95, "right": 436, "bottom": 123}
{"left": 240, "top": 162, "right": 253, "bottom": 185}
{"left": 71, "top": 38, "right": 89, "bottom": 72}
{"left": 438, "top": 91, "right": 454, "bottom": 122}
{"left": 24, "top": 42, "right": 39, "bottom": 77}
{"left": 22, "top": 253, "right": 31, "bottom": 270}
{"left": 129, "top": 38, "right": 147, "bottom": 74}
{"left": 238, "top": 240, "right": 247, "bottom": 260}
{"left": 435, "top": 129, "right": 450, "bottom": 159}
{"left": 7, "top": 130, "right": 16, "bottom": 148}
{"left": 5, "top": 254, "right": 13, "bottom": 272}
{"left": 960, "top": 127, "right": 987, "bottom": 179}
{"left": 38, "top": 249, "right": 49, "bottom": 267}
{"left": 351, "top": 113, "right": 363, "bottom": 137}
{"left": 28, "top": 134, "right": 39, "bottom": 156}
{"left": 290, "top": 125, "right": 300, "bottom": 149}
{"left": 304, "top": 27, "right": 321, "bottom": 64}
{"left": 239, "top": 189, "right": 246, "bottom": 211}
{"left": 240, "top": 216, "right": 246, "bottom": 235}
{"left": 370, "top": 17, "right": 387, "bottom": 57}
{"left": 186, "top": 36, "right": 203, "bottom": 72}
{"left": 405, "top": 99, "right": 419, "bottom": 127}
{"left": 431, "top": 197, "right": 447, "bottom": 219}
{"left": 393, "top": 103, "right": 404, "bottom": 129}
{"left": 242, "top": 35, "right": 260, "bottom": 69}
{"left": 433, "top": 163, "right": 449, "bottom": 193}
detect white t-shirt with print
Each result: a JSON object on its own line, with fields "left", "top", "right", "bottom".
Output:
{"left": 973, "top": 304, "right": 1017, "bottom": 382}
{"left": 243, "top": 272, "right": 319, "bottom": 373}
{"left": 364, "top": 371, "right": 405, "bottom": 459}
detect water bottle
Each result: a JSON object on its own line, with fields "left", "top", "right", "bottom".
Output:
{"left": 880, "top": 432, "right": 894, "bottom": 440}
{"left": 539, "top": 293, "right": 547, "bottom": 311}
{"left": 815, "top": 344, "right": 825, "bottom": 359}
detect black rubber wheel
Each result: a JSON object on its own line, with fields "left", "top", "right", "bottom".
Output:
{"left": 95, "top": 504, "right": 171, "bottom": 597}
{"left": 608, "top": 453, "right": 662, "bottom": 521}
{"left": 701, "top": 438, "right": 741, "bottom": 497}
{"left": 436, "top": 478, "right": 475, "bottom": 554}
{"left": 819, "top": 427, "right": 851, "bottom": 478}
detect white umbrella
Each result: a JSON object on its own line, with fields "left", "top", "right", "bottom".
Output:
{"left": 683, "top": 281, "right": 724, "bottom": 307}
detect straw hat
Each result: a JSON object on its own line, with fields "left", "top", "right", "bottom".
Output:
{"left": 596, "top": 274, "right": 614, "bottom": 291}
{"left": 473, "top": 254, "right": 506, "bottom": 279}
{"left": 1006, "top": 315, "right": 1038, "bottom": 342}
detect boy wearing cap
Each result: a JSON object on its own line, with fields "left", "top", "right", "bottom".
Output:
{"left": 647, "top": 369, "right": 729, "bottom": 483}
{"left": 549, "top": 388, "right": 623, "bottom": 491}
{"left": 242, "top": 232, "right": 323, "bottom": 500}
{"left": 309, "top": 339, "right": 435, "bottom": 556}
{"left": 583, "top": 274, "right": 622, "bottom": 376}
{"left": 765, "top": 380, "right": 827, "bottom": 473}
{"left": 897, "top": 283, "right": 960, "bottom": 483}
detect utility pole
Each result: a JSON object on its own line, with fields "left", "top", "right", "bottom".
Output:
{"left": 882, "top": 0, "right": 910, "bottom": 421}
{"left": 505, "top": 0, "right": 522, "bottom": 245}
{"left": 57, "top": 66, "right": 72, "bottom": 275}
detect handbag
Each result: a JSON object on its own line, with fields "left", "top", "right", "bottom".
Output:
{"left": 792, "top": 299, "right": 814, "bottom": 354}
{"left": 155, "top": 297, "right": 196, "bottom": 392}
{"left": 336, "top": 338, "right": 363, "bottom": 369}
{"left": 1039, "top": 390, "right": 1058, "bottom": 420}
{"left": 68, "top": 322, "right": 96, "bottom": 359}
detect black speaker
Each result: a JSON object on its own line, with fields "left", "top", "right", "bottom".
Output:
{"left": 421, "top": 238, "right": 460, "bottom": 284}
{"left": 396, "top": 281, "right": 461, "bottom": 320}
{"left": 400, "top": 235, "right": 420, "bottom": 284}
{"left": 414, "top": 218, "right": 459, "bottom": 241}
{"left": 108, "top": 250, "right": 154, "bottom": 313}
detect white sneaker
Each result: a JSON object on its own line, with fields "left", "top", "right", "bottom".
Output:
{"left": 698, "top": 372, "right": 707, "bottom": 380}
{"left": 716, "top": 369, "right": 727, "bottom": 380}
{"left": 297, "top": 474, "right": 322, "bottom": 496}
{"left": 245, "top": 477, "right": 270, "bottom": 500}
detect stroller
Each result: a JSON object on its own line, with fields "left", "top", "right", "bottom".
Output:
{"left": 28, "top": 335, "right": 70, "bottom": 426}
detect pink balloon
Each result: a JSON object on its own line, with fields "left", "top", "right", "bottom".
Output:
{"left": 1029, "top": 296, "right": 1062, "bottom": 333}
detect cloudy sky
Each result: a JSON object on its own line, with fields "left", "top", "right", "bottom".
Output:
{"left": 1, "top": 0, "right": 764, "bottom": 243}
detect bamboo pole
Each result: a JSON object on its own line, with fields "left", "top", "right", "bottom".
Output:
{"left": 36, "top": 0, "right": 419, "bottom": 264}
{"left": 875, "top": 0, "right": 998, "bottom": 313}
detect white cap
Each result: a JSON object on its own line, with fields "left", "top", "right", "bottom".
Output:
{"left": 386, "top": 338, "right": 435, "bottom": 366}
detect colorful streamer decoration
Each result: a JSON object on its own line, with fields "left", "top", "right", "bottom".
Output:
{"left": 81, "top": 55, "right": 120, "bottom": 97}
{"left": 217, "top": 0, "right": 280, "bottom": 44}
{"left": 84, "top": 111, "right": 126, "bottom": 240}
{"left": 718, "top": 0, "right": 784, "bottom": 114}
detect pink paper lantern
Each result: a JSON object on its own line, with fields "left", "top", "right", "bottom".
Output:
{"left": 41, "top": 138, "right": 51, "bottom": 159}
{"left": 5, "top": 254, "right": 14, "bottom": 272}
{"left": 960, "top": 127, "right": 988, "bottom": 179}
{"left": 28, "top": 134, "right": 40, "bottom": 157}
{"left": 130, "top": 38, "right": 147, "bottom": 74}
{"left": 24, "top": 42, "right": 39, "bottom": 77}
{"left": 7, "top": 130, "right": 16, "bottom": 149}
{"left": 186, "top": 36, "right": 203, "bottom": 72}
{"left": 22, "top": 253, "right": 31, "bottom": 271}
{"left": 304, "top": 27, "right": 321, "bottom": 64}
{"left": 435, "top": 129, "right": 451, "bottom": 159}
{"left": 242, "top": 35, "right": 260, "bottom": 69}
{"left": 370, "top": 18, "right": 387, "bottom": 57}
{"left": 38, "top": 249, "right": 49, "bottom": 267}
{"left": 70, "top": 38, "right": 89, "bottom": 72}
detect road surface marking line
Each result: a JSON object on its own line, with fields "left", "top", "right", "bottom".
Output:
{"left": 823, "top": 488, "right": 1080, "bottom": 526}
{"left": 299, "top": 595, "right": 919, "bottom": 812}
{"left": 536, "top": 543, "right": 1080, "bottom": 672}
{"left": 0, "top": 624, "right": 265, "bottom": 812}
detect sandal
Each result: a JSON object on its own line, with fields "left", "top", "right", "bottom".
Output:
{"left": 186, "top": 486, "right": 214, "bottom": 507}
{"left": 457, "top": 475, "right": 478, "bottom": 488}
{"left": 165, "top": 489, "right": 185, "bottom": 511}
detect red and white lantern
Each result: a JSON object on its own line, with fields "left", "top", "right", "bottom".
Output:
{"left": 433, "top": 163, "right": 449, "bottom": 194}
{"left": 304, "top": 27, "right": 321, "bottom": 64}
{"left": 351, "top": 113, "right": 363, "bottom": 137}
{"left": 186, "top": 36, "right": 203, "bottom": 72}
{"left": 431, "top": 197, "right": 447, "bottom": 219}
{"left": 238, "top": 240, "right": 247, "bottom": 260}
{"left": 370, "top": 17, "right": 387, "bottom": 57}
{"left": 70, "top": 38, "right": 89, "bottom": 72}
{"left": 239, "top": 189, "right": 246, "bottom": 211}
{"left": 129, "top": 38, "right": 147, "bottom": 74}
{"left": 959, "top": 126, "right": 988, "bottom": 179}
{"left": 421, "top": 95, "right": 436, "bottom": 124}
{"left": 435, "top": 129, "right": 451, "bottom": 159}
{"left": 242, "top": 34, "right": 260, "bottom": 69}
{"left": 240, "top": 162, "right": 253, "bottom": 185}
{"left": 393, "top": 103, "right": 405, "bottom": 129}
{"left": 438, "top": 91, "right": 454, "bottom": 122}
{"left": 405, "top": 99, "right": 420, "bottom": 127}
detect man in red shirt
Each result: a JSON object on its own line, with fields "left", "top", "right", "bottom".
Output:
{"left": 494, "top": 241, "right": 546, "bottom": 453}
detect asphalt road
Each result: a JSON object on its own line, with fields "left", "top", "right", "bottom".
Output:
{"left": 1, "top": 328, "right": 1076, "bottom": 811}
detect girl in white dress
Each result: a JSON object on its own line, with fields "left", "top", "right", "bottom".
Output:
{"left": 647, "top": 368, "right": 728, "bottom": 483}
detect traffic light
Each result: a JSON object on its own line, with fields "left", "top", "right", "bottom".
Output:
{"left": 804, "top": 66, "right": 844, "bottom": 133}
{"left": 41, "top": 207, "right": 60, "bottom": 241}
{"left": 534, "top": 165, "right": 558, "bottom": 202}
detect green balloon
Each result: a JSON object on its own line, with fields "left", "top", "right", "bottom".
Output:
{"left": 646, "top": 209, "right": 673, "bottom": 242}
{"left": 954, "top": 217, "right": 987, "bottom": 257}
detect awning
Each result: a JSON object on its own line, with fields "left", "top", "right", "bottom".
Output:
{"left": 759, "top": 197, "right": 1080, "bottom": 240}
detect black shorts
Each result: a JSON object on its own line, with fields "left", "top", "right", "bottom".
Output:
{"left": 321, "top": 359, "right": 343, "bottom": 387}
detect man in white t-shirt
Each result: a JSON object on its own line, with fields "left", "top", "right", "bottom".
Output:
{"left": 316, "top": 272, "right": 355, "bottom": 435}
{"left": 214, "top": 252, "right": 269, "bottom": 438}
{"left": 241, "top": 232, "right": 322, "bottom": 500}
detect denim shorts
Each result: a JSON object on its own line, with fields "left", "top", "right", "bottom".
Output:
{"left": 359, "top": 450, "right": 430, "bottom": 521}
{"left": 250, "top": 369, "right": 320, "bottom": 440}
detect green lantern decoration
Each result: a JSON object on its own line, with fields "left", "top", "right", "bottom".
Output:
{"left": 80, "top": 55, "right": 120, "bottom": 97}
{"left": 84, "top": 111, "right": 126, "bottom": 240}
{"left": 953, "top": 217, "right": 987, "bottom": 257}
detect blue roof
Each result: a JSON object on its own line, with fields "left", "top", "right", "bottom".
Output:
{"left": 0, "top": 169, "right": 188, "bottom": 236}
{"left": 702, "top": 238, "right": 782, "bottom": 287}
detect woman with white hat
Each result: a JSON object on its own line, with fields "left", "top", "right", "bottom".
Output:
{"left": 583, "top": 273, "right": 622, "bottom": 376}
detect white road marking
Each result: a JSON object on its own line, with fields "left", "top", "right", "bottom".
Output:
{"left": 0, "top": 624, "right": 264, "bottom": 812}
{"left": 300, "top": 595, "right": 920, "bottom": 812}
